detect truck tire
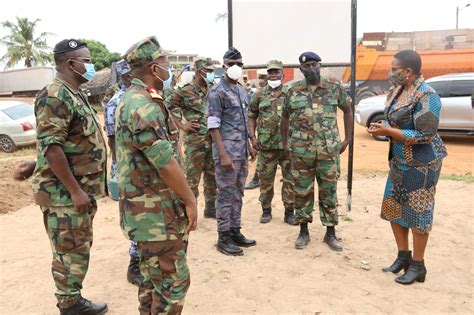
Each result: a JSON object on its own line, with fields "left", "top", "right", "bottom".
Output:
{"left": 368, "top": 114, "right": 389, "bottom": 141}
{"left": 356, "top": 87, "right": 377, "bottom": 104}
{"left": 0, "top": 135, "right": 17, "bottom": 153}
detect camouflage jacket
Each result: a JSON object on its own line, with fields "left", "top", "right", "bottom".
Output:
{"left": 165, "top": 81, "right": 210, "bottom": 144}
{"left": 115, "top": 78, "right": 186, "bottom": 242}
{"left": 32, "top": 74, "right": 107, "bottom": 207}
{"left": 282, "top": 77, "right": 350, "bottom": 159}
{"left": 207, "top": 78, "right": 249, "bottom": 161}
{"left": 248, "top": 84, "right": 288, "bottom": 150}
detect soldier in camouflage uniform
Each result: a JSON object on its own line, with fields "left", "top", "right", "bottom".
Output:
{"left": 32, "top": 39, "right": 108, "bottom": 314}
{"left": 165, "top": 58, "right": 217, "bottom": 219}
{"left": 103, "top": 60, "right": 144, "bottom": 287}
{"left": 245, "top": 69, "right": 268, "bottom": 190}
{"left": 208, "top": 47, "right": 257, "bottom": 256}
{"left": 249, "top": 60, "right": 296, "bottom": 225}
{"left": 116, "top": 36, "right": 197, "bottom": 315}
{"left": 281, "top": 52, "right": 353, "bottom": 251}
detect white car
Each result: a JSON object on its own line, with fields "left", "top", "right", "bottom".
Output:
{"left": 355, "top": 73, "right": 474, "bottom": 140}
{"left": 0, "top": 101, "right": 36, "bottom": 152}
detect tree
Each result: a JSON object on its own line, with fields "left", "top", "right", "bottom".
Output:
{"left": 82, "top": 39, "right": 121, "bottom": 71}
{"left": 1, "top": 17, "right": 53, "bottom": 69}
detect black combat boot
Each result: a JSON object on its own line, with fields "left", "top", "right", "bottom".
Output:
{"left": 203, "top": 200, "right": 216, "bottom": 219}
{"left": 245, "top": 172, "right": 260, "bottom": 190}
{"left": 295, "top": 223, "right": 310, "bottom": 249}
{"left": 382, "top": 250, "right": 412, "bottom": 273}
{"left": 230, "top": 228, "right": 257, "bottom": 247}
{"left": 260, "top": 206, "right": 272, "bottom": 223}
{"left": 59, "top": 296, "right": 108, "bottom": 315}
{"left": 127, "top": 256, "right": 143, "bottom": 286}
{"left": 323, "top": 226, "right": 343, "bottom": 251}
{"left": 283, "top": 204, "right": 297, "bottom": 225}
{"left": 217, "top": 231, "right": 243, "bottom": 256}
{"left": 395, "top": 260, "right": 427, "bottom": 285}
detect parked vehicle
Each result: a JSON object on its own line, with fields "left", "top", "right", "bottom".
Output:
{"left": 0, "top": 101, "right": 36, "bottom": 152}
{"left": 355, "top": 73, "right": 474, "bottom": 141}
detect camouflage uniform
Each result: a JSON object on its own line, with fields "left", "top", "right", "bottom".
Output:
{"left": 117, "top": 37, "right": 189, "bottom": 315}
{"left": 165, "top": 59, "right": 217, "bottom": 208}
{"left": 283, "top": 76, "right": 350, "bottom": 226}
{"left": 249, "top": 83, "right": 294, "bottom": 210}
{"left": 32, "top": 73, "right": 107, "bottom": 308}
{"left": 208, "top": 78, "right": 249, "bottom": 232}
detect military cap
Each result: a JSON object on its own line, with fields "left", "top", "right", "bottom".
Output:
{"left": 125, "top": 36, "right": 169, "bottom": 65}
{"left": 194, "top": 57, "right": 215, "bottom": 70}
{"left": 223, "top": 47, "right": 242, "bottom": 60}
{"left": 53, "top": 39, "right": 87, "bottom": 54}
{"left": 267, "top": 59, "right": 283, "bottom": 70}
{"left": 257, "top": 69, "right": 268, "bottom": 76}
{"left": 115, "top": 59, "right": 131, "bottom": 75}
{"left": 299, "top": 51, "right": 322, "bottom": 64}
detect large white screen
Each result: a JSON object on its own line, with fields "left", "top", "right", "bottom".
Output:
{"left": 232, "top": 0, "right": 351, "bottom": 65}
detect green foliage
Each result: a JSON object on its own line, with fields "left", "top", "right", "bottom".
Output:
{"left": 440, "top": 172, "right": 474, "bottom": 183}
{"left": 82, "top": 39, "right": 121, "bottom": 71}
{"left": 1, "top": 17, "right": 53, "bottom": 69}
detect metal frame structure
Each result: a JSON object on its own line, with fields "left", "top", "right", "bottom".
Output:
{"left": 227, "top": 0, "right": 357, "bottom": 210}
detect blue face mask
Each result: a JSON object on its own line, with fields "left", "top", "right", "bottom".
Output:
{"left": 71, "top": 60, "right": 96, "bottom": 81}
{"left": 155, "top": 65, "right": 173, "bottom": 90}
{"left": 204, "top": 72, "right": 215, "bottom": 84}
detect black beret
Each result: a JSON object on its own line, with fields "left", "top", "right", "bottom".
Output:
{"left": 223, "top": 47, "right": 242, "bottom": 60}
{"left": 53, "top": 39, "right": 87, "bottom": 55}
{"left": 299, "top": 51, "right": 321, "bottom": 64}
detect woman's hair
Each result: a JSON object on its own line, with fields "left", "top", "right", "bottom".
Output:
{"left": 394, "top": 50, "right": 422, "bottom": 74}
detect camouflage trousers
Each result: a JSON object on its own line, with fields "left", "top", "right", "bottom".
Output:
{"left": 215, "top": 159, "right": 248, "bottom": 232}
{"left": 137, "top": 239, "right": 190, "bottom": 315}
{"left": 184, "top": 135, "right": 217, "bottom": 204}
{"left": 42, "top": 202, "right": 96, "bottom": 308}
{"left": 257, "top": 149, "right": 294, "bottom": 209}
{"left": 291, "top": 152, "right": 340, "bottom": 226}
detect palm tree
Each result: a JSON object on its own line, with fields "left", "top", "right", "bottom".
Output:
{"left": 1, "top": 17, "right": 53, "bottom": 69}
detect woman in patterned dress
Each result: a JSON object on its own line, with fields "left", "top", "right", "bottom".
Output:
{"left": 367, "top": 50, "right": 447, "bottom": 285}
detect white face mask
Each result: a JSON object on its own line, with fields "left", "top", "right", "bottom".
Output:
{"left": 226, "top": 65, "right": 243, "bottom": 80}
{"left": 267, "top": 79, "right": 282, "bottom": 89}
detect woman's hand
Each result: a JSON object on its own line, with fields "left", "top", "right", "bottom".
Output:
{"left": 367, "top": 123, "right": 390, "bottom": 137}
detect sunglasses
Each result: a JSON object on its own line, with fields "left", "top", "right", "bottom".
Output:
{"left": 226, "top": 61, "right": 244, "bottom": 67}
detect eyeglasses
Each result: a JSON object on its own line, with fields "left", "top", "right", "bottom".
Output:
{"left": 301, "top": 62, "right": 320, "bottom": 70}
{"left": 68, "top": 57, "right": 92, "bottom": 63}
{"left": 226, "top": 61, "right": 244, "bottom": 68}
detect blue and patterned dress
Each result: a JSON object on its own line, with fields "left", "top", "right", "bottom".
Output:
{"left": 381, "top": 76, "right": 447, "bottom": 234}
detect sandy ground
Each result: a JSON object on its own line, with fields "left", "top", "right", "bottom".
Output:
{"left": 1, "top": 171, "right": 473, "bottom": 314}
{"left": 1, "top": 103, "right": 473, "bottom": 313}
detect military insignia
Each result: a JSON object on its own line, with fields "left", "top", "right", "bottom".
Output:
{"left": 69, "top": 40, "right": 77, "bottom": 48}
{"left": 302, "top": 55, "right": 306, "bottom": 62}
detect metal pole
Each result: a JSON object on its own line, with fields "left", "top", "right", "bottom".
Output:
{"left": 347, "top": 0, "right": 357, "bottom": 212}
{"left": 456, "top": 6, "right": 459, "bottom": 29}
{"left": 228, "top": 0, "right": 233, "bottom": 48}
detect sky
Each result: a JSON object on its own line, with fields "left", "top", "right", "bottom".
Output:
{"left": 1, "top": 0, "right": 473, "bottom": 69}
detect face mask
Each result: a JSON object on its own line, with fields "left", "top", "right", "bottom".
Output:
{"left": 302, "top": 68, "right": 320, "bottom": 84}
{"left": 154, "top": 65, "right": 173, "bottom": 90}
{"left": 202, "top": 71, "right": 215, "bottom": 84}
{"left": 71, "top": 60, "right": 96, "bottom": 81}
{"left": 214, "top": 78, "right": 221, "bottom": 84}
{"left": 388, "top": 70, "right": 405, "bottom": 86}
{"left": 267, "top": 79, "right": 281, "bottom": 89}
{"left": 226, "top": 64, "right": 243, "bottom": 80}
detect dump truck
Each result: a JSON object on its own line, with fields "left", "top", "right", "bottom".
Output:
{"left": 342, "top": 29, "right": 474, "bottom": 103}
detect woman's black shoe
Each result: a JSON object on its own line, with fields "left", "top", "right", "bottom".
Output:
{"left": 395, "top": 260, "right": 427, "bottom": 285}
{"left": 382, "top": 250, "right": 412, "bottom": 273}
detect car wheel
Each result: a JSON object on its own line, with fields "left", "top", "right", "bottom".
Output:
{"left": 0, "top": 135, "right": 17, "bottom": 153}
{"left": 369, "top": 114, "right": 389, "bottom": 141}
